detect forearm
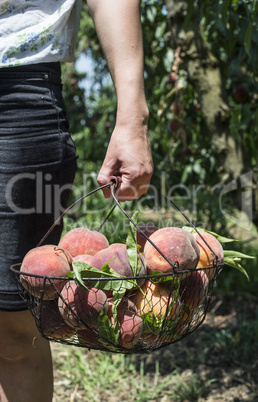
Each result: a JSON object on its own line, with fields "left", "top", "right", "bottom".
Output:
{"left": 86, "top": 0, "right": 149, "bottom": 125}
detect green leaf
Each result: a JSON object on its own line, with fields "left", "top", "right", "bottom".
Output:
{"left": 71, "top": 260, "right": 137, "bottom": 293}
{"left": 68, "top": 264, "right": 90, "bottom": 291}
{"left": 163, "top": 49, "right": 174, "bottom": 73}
{"left": 182, "top": 226, "right": 238, "bottom": 243}
{"left": 224, "top": 257, "right": 250, "bottom": 281}
{"left": 111, "top": 289, "right": 127, "bottom": 342}
{"left": 155, "top": 21, "right": 166, "bottom": 40}
{"left": 221, "top": 0, "right": 230, "bottom": 27}
{"left": 244, "top": 22, "right": 253, "bottom": 55}
{"left": 97, "top": 311, "right": 120, "bottom": 350}
{"left": 223, "top": 250, "right": 255, "bottom": 260}
{"left": 146, "top": 5, "right": 157, "bottom": 23}
{"left": 126, "top": 210, "right": 141, "bottom": 276}
{"left": 142, "top": 313, "right": 164, "bottom": 335}
{"left": 205, "top": 230, "right": 238, "bottom": 244}
{"left": 150, "top": 271, "right": 174, "bottom": 284}
{"left": 150, "top": 271, "right": 181, "bottom": 290}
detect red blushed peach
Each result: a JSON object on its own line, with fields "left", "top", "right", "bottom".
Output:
{"left": 58, "top": 281, "right": 84, "bottom": 330}
{"left": 58, "top": 227, "right": 109, "bottom": 257}
{"left": 107, "top": 296, "right": 138, "bottom": 318}
{"left": 108, "top": 243, "right": 126, "bottom": 251}
{"left": 58, "top": 281, "right": 109, "bottom": 330}
{"left": 144, "top": 227, "right": 200, "bottom": 276}
{"left": 136, "top": 224, "right": 158, "bottom": 253}
{"left": 117, "top": 311, "right": 143, "bottom": 349}
{"left": 179, "top": 270, "right": 209, "bottom": 309}
{"left": 90, "top": 243, "right": 147, "bottom": 294}
{"left": 20, "top": 245, "right": 72, "bottom": 300}
{"left": 130, "top": 280, "right": 181, "bottom": 321}
{"left": 73, "top": 254, "right": 93, "bottom": 264}
{"left": 36, "top": 300, "right": 76, "bottom": 340}
{"left": 74, "top": 285, "right": 109, "bottom": 328}
{"left": 193, "top": 232, "right": 224, "bottom": 280}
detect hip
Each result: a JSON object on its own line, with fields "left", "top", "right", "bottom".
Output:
{"left": 0, "top": 62, "right": 78, "bottom": 172}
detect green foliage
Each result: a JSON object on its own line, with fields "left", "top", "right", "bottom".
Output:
{"left": 216, "top": 240, "right": 258, "bottom": 296}
{"left": 60, "top": 0, "right": 257, "bottom": 299}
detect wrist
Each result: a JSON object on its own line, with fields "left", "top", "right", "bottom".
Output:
{"left": 116, "top": 98, "right": 149, "bottom": 127}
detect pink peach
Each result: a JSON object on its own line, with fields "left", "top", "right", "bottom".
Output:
{"left": 58, "top": 227, "right": 109, "bottom": 257}
{"left": 144, "top": 227, "right": 200, "bottom": 276}
{"left": 20, "top": 245, "right": 72, "bottom": 299}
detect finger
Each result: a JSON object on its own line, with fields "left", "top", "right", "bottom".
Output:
{"left": 114, "top": 182, "right": 138, "bottom": 202}
{"left": 115, "top": 179, "right": 151, "bottom": 201}
{"left": 97, "top": 172, "right": 112, "bottom": 199}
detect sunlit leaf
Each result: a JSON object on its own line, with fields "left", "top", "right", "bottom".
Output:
{"left": 224, "top": 257, "right": 250, "bottom": 281}
{"left": 126, "top": 211, "right": 140, "bottom": 276}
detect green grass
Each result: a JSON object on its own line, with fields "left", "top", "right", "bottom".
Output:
{"left": 203, "top": 313, "right": 258, "bottom": 363}
{"left": 52, "top": 345, "right": 214, "bottom": 402}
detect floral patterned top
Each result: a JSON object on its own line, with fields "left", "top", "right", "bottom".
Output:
{"left": 0, "top": 0, "right": 82, "bottom": 68}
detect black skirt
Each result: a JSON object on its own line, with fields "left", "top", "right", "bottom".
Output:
{"left": 0, "top": 62, "right": 78, "bottom": 311}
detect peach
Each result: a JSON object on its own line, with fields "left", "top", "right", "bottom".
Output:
{"left": 73, "top": 254, "right": 93, "bottom": 264}
{"left": 36, "top": 300, "right": 76, "bottom": 340}
{"left": 74, "top": 285, "right": 109, "bottom": 328}
{"left": 117, "top": 311, "right": 143, "bottom": 349}
{"left": 179, "top": 270, "right": 209, "bottom": 309}
{"left": 108, "top": 243, "right": 126, "bottom": 251}
{"left": 193, "top": 232, "right": 224, "bottom": 280}
{"left": 58, "top": 227, "right": 109, "bottom": 257}
{"left": 144, "top": 227, "right": 200, "bottom": 276}
{"left": 90, "top": 243, "right": 147, "bottom": 294}
{"left": 107, "top": 296, "right": 138, "bottom": 318}
{"left": 130, "top": 280, "right": 181, "bottom": 321}
{"left": 58, "top": 281, "right": 109, "bottom": 330}
{"left": 58, "top": 281, "right": 84, "bottom": 329}
{"left": 20, "top": 245, "right": 72, "bottom": 299}
{"left": 136, "top": 224, "right": 158, "bottom": 253}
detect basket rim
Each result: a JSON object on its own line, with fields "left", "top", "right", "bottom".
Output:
{"left": 10, "top": 262, "right": 224, "bottom": 281}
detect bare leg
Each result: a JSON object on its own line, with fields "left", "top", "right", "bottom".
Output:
{"left": 0, "top": 310, "right": 53, "bottom": 402}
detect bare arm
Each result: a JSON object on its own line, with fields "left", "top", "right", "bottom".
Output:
{"left": 86, "top": 0, "right": 153, "bottom": 200}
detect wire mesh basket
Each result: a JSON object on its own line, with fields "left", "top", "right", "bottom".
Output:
{"left": 10, "top": 178, "right": 224, "bottom": 354}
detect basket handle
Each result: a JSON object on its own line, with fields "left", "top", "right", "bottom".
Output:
{"left": 36, "top": 179, "right": 119, "bottom": 247}
{"left": 109, "top": 175, "right": 122, "bottom": 189}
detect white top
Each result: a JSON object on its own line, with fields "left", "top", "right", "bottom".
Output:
{"left": 0, "top": 0, "right": 82, "bottom": 68}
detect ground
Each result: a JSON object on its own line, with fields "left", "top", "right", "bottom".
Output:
{"left": 51, "top": 292, "right": 258, "bottom": 402}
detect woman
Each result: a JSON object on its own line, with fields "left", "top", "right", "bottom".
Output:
{"left": 0, "top": 1, "right": 153, "bottom": 400}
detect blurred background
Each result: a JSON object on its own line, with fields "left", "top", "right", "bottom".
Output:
{"left": 61, "top": 0, "right": 258, "bottom": 296}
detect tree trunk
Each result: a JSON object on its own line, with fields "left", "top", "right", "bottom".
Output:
{"left": 165, "top": 0, "right": 250, "bottom": 182}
